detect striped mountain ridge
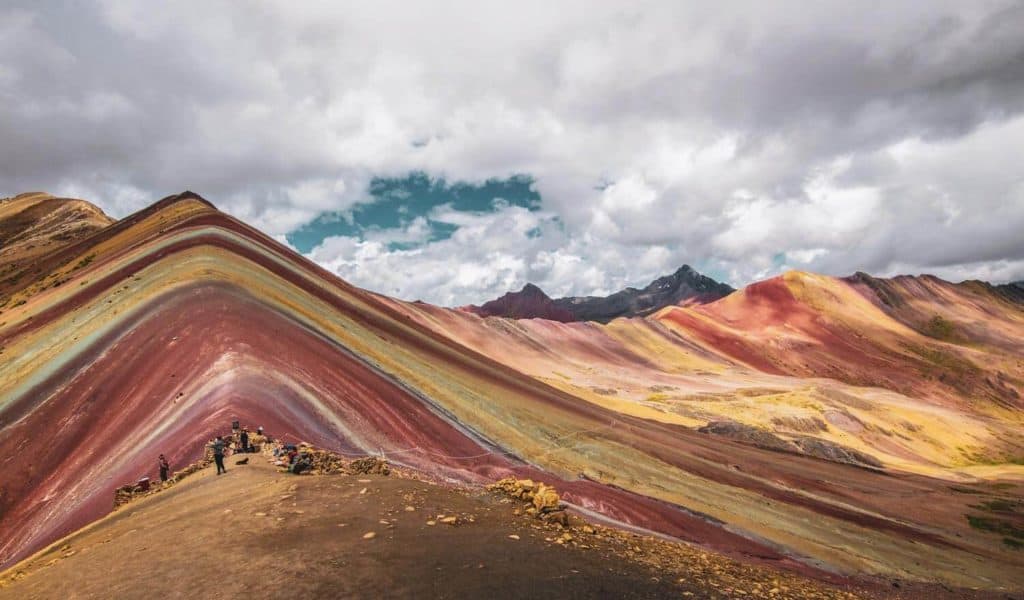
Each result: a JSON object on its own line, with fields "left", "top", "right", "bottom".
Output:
{"left": 1, "top": 192, "right": 1023, "bottom": 593}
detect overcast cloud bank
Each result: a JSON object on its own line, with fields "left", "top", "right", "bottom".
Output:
{"left": 2, "top": 1, "right": 1023, "bottom": 305}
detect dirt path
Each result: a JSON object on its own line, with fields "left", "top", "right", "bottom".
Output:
{"left": 0, "top": 459, "right": 1008, "bottom": 599}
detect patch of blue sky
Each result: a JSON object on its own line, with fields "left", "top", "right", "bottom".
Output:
{"left": 690, "top": 259, "right": 735, "bottom": 288}
{"left": 287, "top": 172, "right": 541, "bottom": 253}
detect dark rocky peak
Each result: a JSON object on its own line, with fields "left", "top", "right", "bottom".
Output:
{"left": 466, "top": 283, "right": 574, "bottom": 322}
{"left": 466, "top": 265, "right": 734, "bottom": 323}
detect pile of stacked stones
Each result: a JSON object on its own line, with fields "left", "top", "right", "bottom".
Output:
{"left": 348, "top": 456, "right": 390, "bottom": 476}
{"left": 301, "top": 446, "right": 351, "bottom": 475}
{"left": 488, "top": 477, "right": 571, "bottom": 527}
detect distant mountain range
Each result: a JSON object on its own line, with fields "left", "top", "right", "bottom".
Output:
{"left": 997, "top": 280, "right": 1024, "bottom": 302}
{"left": 464, "top": 265, "right": 734, "bottom": 322}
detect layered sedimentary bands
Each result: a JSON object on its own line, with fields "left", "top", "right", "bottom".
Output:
{"left": 2, "top": 192, "right": 1024, "bottom": 591}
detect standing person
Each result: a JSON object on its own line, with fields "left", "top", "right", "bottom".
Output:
{"left": 240, "top": 428, "right": 250, "bottom": 453}
{"left": 210, "top": 436, "right": 227, "bottom": 475}
{"left": 158, "top": 454, "right": 170, "bottom": 482}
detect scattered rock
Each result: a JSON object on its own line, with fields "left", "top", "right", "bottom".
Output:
{"left": 543, "top": 509, "right": 569, "bottom": 527}
{"left": 362, "top": 532, "right": 376, "bottom": 540}
{"left": 507, "top": 534, "right": 520, "bottom": 540}
{"left": 440, "top": 516, "right": 457, "bottom": 525}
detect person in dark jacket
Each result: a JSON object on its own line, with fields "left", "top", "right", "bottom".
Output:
{"left": 240, "top": 428, "right": 250, "bottom": 453}
{"left": 290, "top": 453, "right": 312, "bottom": 474}
{"left": 158, "top": 454, "right": 170, "bottom": 482}
{"left": 210, "top": 436, "right": 227, "bottom": 475}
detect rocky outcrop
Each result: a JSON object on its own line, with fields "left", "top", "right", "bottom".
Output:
{"left": 791, "top": 437, "right": 883, "bottom": 469}
{"left": 697, "top": 421, "right": 798, "bottom": 453}
{"left": 467, "top": 265, "right": 733, "bottom": 323}
{"left": 697, "top": 420, "right": 882, "bottom": 469}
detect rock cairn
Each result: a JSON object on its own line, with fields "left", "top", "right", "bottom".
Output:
{"left": 488, "top": 478, "right": 572, "bottom": 528}
{"left": 348, "top": 456, "right": 390, "bottom": 476}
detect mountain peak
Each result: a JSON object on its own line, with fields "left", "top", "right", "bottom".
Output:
{"left": 467, "top": 282, "right": 573, "bottom": 321}
{"left": 468, "top": 265, "right": 733, "bottom": 323}
{"left": 518, "top": 282, "right": 550, "bottom": 297}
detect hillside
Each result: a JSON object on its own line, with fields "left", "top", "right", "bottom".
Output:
{"left": 1, "top": 192, "right": 1022, "bottom": 596}
{"left": 1, "top": 457, "right": 893, "bottom": 599}
{"left": 0, "top": 192, "right": 114, "bottom": 299}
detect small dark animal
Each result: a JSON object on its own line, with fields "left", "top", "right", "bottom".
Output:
{"left": 235, "top": 457, "right": 249, "bottom": 465}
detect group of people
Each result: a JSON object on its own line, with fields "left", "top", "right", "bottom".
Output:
{"left": 209, "top": 425, "right": 269, "bottom": 475}
{"left": 271, "top": 441, "right": 313, "bottom": 474}
{"left": 157, "top": 423, "right": 270, "bottom": 480}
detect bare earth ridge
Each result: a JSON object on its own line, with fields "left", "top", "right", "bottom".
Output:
{"left": 0, "top": 458, "right": 1001, "bottom": 600}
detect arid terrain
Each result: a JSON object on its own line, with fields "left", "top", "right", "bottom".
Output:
{"left": 2, "top": 457, "right": 1010, "bottom": 600}
{"left": 1, "top": 191, "right": 1023, "bottom": 597}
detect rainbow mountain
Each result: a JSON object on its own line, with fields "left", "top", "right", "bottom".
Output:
{"left": 1, "top": 191, "right": 1023, "bottom": 591}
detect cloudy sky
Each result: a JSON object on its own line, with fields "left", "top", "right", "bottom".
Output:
{"left": 2, "top": 1, "right": 1023, "bottom": 305}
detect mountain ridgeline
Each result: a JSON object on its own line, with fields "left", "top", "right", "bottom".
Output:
{"left": 4, "top": 192, "right": 1024, "bottom": 594}
{"left": 466, "top": 265, "right": 734, "bottom": 323}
